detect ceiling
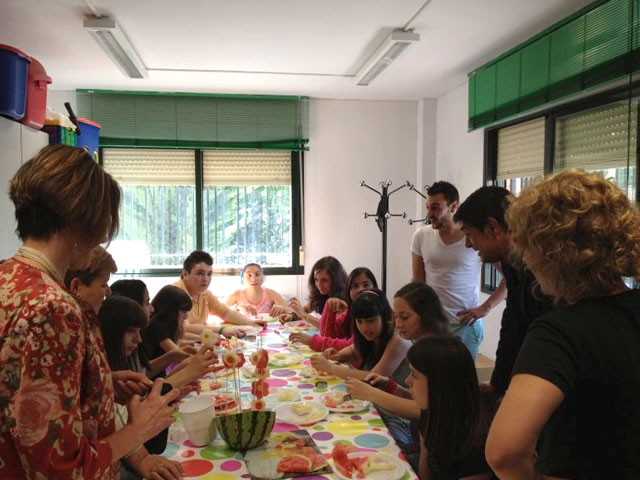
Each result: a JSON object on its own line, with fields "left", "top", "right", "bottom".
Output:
{"left": 1, "top": 0, "right": 591, "bottom": 100}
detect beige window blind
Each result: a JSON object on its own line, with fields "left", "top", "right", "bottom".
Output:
{"left": 554, "top": 100, "right": 637, "bottom": 172}
{"left": 102, "top": 148, "right": 195, "bottom": 185}
{"left": 496, "top": 117, "right": 545, "bottom": 180}
{"left": 202, "top": 150, "right": 291, "bottom": 186}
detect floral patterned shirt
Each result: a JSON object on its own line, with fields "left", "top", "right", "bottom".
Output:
{"left": 0, "top": 259, "right": 118, "bottom": 479}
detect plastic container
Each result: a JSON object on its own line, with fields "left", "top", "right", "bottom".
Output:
{"left": 76, "top": 118, "right": 101, "bottom": 162}
{"left": 21, "top": 56, "right": 51, "bottom": 129}
{"left": 0, "top": 44, "right": 30, "bottom": 120}
{"left": 42, "top": 125, "right": 77, "bottom": 146}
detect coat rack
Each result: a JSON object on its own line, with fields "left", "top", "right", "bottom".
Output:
{"left": 361, "top": 180, "right": 427, "bottom": 294}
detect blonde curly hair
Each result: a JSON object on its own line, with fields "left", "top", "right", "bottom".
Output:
{"left": 506, "top": 169, "right": 640, "bottom": 304}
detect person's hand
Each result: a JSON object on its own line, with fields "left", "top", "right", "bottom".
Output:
{"left": 457, "top": 304, "right": 489, "bottom": 325}
{"left": 182, "top": 346, "right": 220, "bottom": 381}
{"left": 326, "top": 297, "right": 348, "bottom": 313}
{"left": 310, "top": 354, "right": 332, "bottom": 373}
{"left": 181, "top": 345, "right": 198, "bottom": 355}
{"left": 221, "top": 326, "right": 245, "bottom": 338}
{"left": 240, "top": 304, "right": 258, "bottom": 316}
{"left": 270, "top": 304, "right": 293, "bottom": 317}
{"left": 278, "top": 312, "right": 296, "bottom": 325}
{"left": 138, "top": 453, "right": 184, "bottom": 480}
{"left": 112, "top": 370, "right": 153, "bottom": 404}
{"left": 289, "top": 332, "right": 312, "bottom": 345}
{"left": 346, "top": 377, "right": 377, "bottom": 400}
{"left": 363, "top": 372, "right": 389, "bottom": 388}
{"left": 288, "top": 297, "right": 302, "bottom": 314}
{"left": 251, "top": 318, "right": 267, "bottom": 328}
{"left": 127, "top": 379, "right": 180, "bottom": 443}
{"left": 321, "top": 347, "right": 339, "bottom": 360}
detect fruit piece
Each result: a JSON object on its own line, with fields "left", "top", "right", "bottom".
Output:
{"left": 222, "top": 351, "right": 240, "bottom": 369}
{"left": 250, "top": 349, "right": 269, "bottom": 368}
{"left": 277, "top": 454, "right": 312, "bottom": 473}
{"left": 291, "top": 403, "right": 312, "bottom": 416}
{"left": 332, "top": 443, "right": 358, "bottom": 477}
{"left": 254, "top": 367, "right": 269, "bottom": 379}
{"left": 251, "top": 398, "right": 266, "bottom": 410}
{"left": 251, "top": 379, "right": 269, "bottom": 398}
{"left": 200, "top": 327, "right": 218, "bottom": 347}
{"left": 236, "top": 352, "right": 246, "bottom": 368}
{"left": 362, "top": 455, "right": 396, "bottom": 474}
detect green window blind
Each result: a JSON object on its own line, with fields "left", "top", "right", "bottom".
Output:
{"left": 554, "top": 99, "right": 638, "bottom": 171}
{"left": 469, "top": 0, "right": 640, "bottom": 130}
{"left": 77, "top": 90, "right": 310, "bottom": 151}
{"left": 496, "top": 117, "right": 546, "bottom": 179}
{"left": 202, "top": 150, "right": 291, "bottom": 186}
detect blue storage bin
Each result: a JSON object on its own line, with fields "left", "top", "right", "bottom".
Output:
{"left": 76, "top": 118, "right": 101, "bottom": 162}
{"left": 0, "top": 44, "right": 30, "bottom": 120}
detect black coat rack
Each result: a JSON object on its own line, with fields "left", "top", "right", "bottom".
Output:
{"left": 361, "top": 180, "right": 427, "bottom": 294}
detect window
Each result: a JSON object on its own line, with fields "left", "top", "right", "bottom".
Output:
{"left": 102, "top": 148, "right": 302, "bottom": 275}
{"left": 484, "top": 85, "right": 640, "bottom": 291}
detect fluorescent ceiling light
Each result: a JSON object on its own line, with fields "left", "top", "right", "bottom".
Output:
{"left": 356, "top": 29, "right": 420, "bottom": 86}
{"left": 84, "top": 16, "right": 147, "bottom": 79}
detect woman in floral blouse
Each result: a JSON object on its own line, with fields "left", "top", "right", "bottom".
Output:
{"left": 0, "top": 144, "right": 181, "bottom": 479}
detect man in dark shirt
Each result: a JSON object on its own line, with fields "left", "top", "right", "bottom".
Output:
{"left": 453, "top": 186, "right": 553, "bottom": 396}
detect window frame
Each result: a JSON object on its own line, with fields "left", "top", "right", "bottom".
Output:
{"left": 100, "top": 147, "right": 305, "bottom": 277}
{"left": 482, "top": 80, "right": 640, "bottom": 292}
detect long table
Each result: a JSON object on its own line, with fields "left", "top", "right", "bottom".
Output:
{"left": 162, "top": 320, "right": 419, "bottom": 480}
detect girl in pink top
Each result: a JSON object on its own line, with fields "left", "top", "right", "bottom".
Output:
{"left": 225, "top": 263, "right": 288, "bottom": 315}
{"left": 288, "top": 267, "right": 378, "bottom": 352}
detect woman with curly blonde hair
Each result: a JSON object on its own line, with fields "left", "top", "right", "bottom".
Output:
{"left": 487, "top": 169, "right": 640, "bottom": 479}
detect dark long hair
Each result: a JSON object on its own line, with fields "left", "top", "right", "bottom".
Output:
{"left": 394, "top": 282, "right": 450, "bottom": 337}
{"left": 99, "top": 295, "right": 148, "bottom": 372}
{"left": 342, "top": 267, "right": 378, "bottom": 336}
{"left": 110, "top": 279, "right": 151, "bottom": 368}
{"left": 351, "top": 289, "right": 394, "bottom": 369}
{"left": 308, "top": 256, "right": 348, "bottom": 313}
{"left": 409, "top": 336, "right": 487, "bottom": 468}
{"left": 110, "top": 279, "right": 147, "bottom": 305}
{"left": 150, "top": 285, "right": 192, "bottom": 342}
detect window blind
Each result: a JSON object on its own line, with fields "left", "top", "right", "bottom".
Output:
{"left": 102, "top": 148, "right": 195, "bottom": 185}
{"left": 554, "top": 100, "right": 637, "bottom": 171}
{"left": 496, "top": 117, "right": 546, "bottom": 179}
{"left": 203, "top": 150, "right": 291, "bottom": 186}
{"left": 469, "top": 0, "right": 640, "bottom": 130}
{"left": 77, "top": 91, "right": 310, "bottom": 151}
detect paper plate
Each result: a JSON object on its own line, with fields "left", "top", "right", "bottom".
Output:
{"left": 269, "top": 387, "right": 301, "bottom": 404}
{"left": 269, "top": 352, "right": 304, "bottom": 367}
{"left": 284, "top": 320, "right": 315, "bottom": 332}
{"left": 275, "top": 401, "right": 328, "bottom": 425}
{"left": 334, "top": 453, "right": 406, "bottom": 480}
{"left": 321, "top": 393, "right": 370, "bottom": 413}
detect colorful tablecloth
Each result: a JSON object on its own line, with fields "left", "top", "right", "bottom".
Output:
{"left": 162, "top": 320, "right": 419, "bottom": 480}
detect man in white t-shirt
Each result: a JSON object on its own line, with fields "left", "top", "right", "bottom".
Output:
{"left": 411, "top": 181, "right": 506, "bottom": 359}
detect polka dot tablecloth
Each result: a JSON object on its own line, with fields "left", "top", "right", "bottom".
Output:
{"left": 163, "top": 321, "right": 419, "bottom": 479}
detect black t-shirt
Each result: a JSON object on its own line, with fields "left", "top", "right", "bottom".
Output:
{"left": 513, "top": 289, "right": 640, "bottom": 479}
{"left": 142, "top": 321, "right": 171, "bottom": 363}
{"left": 491, "top": 259, "right": 554, "bottom": 394}
{"left": 427, "top": 443, "right": 490, "bottom": 480}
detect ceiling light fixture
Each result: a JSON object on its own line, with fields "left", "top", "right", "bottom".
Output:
{"left": 84, "top": 16, "right": 147, "bottom": 79}
{"left": 355, "top": 29, "right": 420, "bottom": 86}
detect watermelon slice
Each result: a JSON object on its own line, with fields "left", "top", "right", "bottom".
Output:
{"left": 277, "top": 454, "right": 313, "bottom": 473}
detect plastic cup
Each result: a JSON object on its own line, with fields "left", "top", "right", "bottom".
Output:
{"left": 179, "top": 396, "right": 216, "bottom": 447}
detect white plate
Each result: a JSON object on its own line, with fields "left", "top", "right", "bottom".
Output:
{"left": 283, "top": 320, "right": 315, "bottom": 332}
{"left": 334, "top": 453, "right": 406, "bottom": 480}
{"left": 239, "top": 325, "right": 264, "bottom": 335}
{"left": 321, "top": 393, "right": 370, "bottom": 413}
{"left": 272, "top": 387, "right": 302, "bottom": 403}
{"left": 269, "top": 352, "right": 304, "bottom": 367}
{"left": 275, "top": 401, "right": 328, "bottom": 425}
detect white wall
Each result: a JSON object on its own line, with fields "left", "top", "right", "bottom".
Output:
{"left": 305, "top": 99, "right": 419, "bottom": 297}
{"left": 434, "top": 83, "right": 505, "bottom": 360}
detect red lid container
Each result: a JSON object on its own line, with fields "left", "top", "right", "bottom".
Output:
{"left": 20, "top": 56, "right": 51, "bottom": 129}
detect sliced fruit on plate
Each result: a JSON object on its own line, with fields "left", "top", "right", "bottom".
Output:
{"left": 277, "top": 451, "right": 326, "bottom": 473}
{"left": 291, "top": 403, "right": 313, "bottom": 416}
